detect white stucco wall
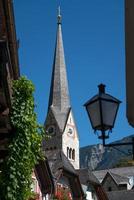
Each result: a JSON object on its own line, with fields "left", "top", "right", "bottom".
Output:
{"left": 62, "top": 110, "right": 79, "bottom": 169}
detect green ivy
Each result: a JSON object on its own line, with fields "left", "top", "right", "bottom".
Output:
{"left": 0, "top": 76, "right": 44, "bottom": 200}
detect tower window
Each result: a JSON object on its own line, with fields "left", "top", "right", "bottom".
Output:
{"left": 69, "top": 148, "right": 72, "bottom": 159}
{"left": 67, "top": 147, "right": 69, "bottom": 158}
{"left": 108, "top": 187, "right": 112, "bottom": 191}
{"left": 67, "top": 147, "right": 75, "bottom": 160}
{"left": 72, "top": 149, "right": 75, "bottom": 160}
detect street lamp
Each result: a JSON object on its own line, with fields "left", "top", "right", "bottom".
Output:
{"left": 84, "top": 84, "right": 121, "bottom": 146}
{"left": 84, "top": 84, "right": 134, "bottom": 159}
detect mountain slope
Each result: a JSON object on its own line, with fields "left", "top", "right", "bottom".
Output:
{"left": 80, "top": 135, "right": 134, "bottom": 170}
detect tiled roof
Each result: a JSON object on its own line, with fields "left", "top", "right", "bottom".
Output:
{"left": 50, "top": 106, "right": 70, "bottom": 131}
{"left": 107, "top": 172, "right": 129, "bottom": 185}
{"left": 45, "top": 149, "right": 84, "bottom": 199}
{"left": 76, "top": 168, "right": 100, "bottom": 185}
{"left": 77, "top": 169, "right": 109, "bottom": 200}
{"left": 45, "top": 149, "right": 76, "bottom": 178}
{"left": 93, "top": 166, "right": 134, "bottom": 182}
{"left": 107, "top": 190, "right": 134, "bottom": 200}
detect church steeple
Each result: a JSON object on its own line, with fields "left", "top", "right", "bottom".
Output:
{"left": 46, "top": 7, "right": 71, "bottom": 132}
{"left": 44, "top": 9, "right": 79, "bottom": 169}
{"left": 48, "top": 7, "right": 70, "bottom": 114}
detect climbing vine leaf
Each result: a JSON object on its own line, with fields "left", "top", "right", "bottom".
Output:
{"left": 0, "top": 76, "right": 44, "bottom": 200}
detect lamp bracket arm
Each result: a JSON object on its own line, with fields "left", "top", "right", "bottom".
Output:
{"left": 104, "top": 142, "right": 134, "bottom": 147}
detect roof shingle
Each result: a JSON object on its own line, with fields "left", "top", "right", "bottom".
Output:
{"left": 107, "top": 190, "right": 134, "bottom": 200}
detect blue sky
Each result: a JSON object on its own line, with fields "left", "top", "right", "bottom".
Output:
{"left": 13, "top": 0, "right": 133, "bottom": 147}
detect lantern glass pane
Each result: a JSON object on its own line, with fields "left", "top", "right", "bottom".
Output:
{"left": 101, "top": 100, "right": 118, "bottom": 129}
{"left": 87, "top": 101, "right": 101, "bottom": 129}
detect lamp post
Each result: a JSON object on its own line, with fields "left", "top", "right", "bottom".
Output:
{"left": 84, "top": 84, "right": 134, "bottom": 160}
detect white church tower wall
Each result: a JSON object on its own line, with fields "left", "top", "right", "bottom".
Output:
{"left": 63, "top": 110, "right": 79, "bottom": 169}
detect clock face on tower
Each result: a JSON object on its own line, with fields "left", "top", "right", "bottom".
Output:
{"left": 67, "top": 126, "right": 74, "bottom": 137}
{"left": 47, "top": 125, "right": 56, "bottom": 136}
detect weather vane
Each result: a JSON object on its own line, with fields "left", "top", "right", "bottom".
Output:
{"left": 57, "top": 5, "right": 62, "bottom": 24}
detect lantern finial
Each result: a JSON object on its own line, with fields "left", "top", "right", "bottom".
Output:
{"left": 98, "top": 84, "right": 106, "bottom": 94}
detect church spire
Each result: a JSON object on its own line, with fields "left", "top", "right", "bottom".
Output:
{"left": 48, "top": 8, "right": 70, "bottom": 114}
{"left": 44, "top": 9, "right": 79, "bottom": 169}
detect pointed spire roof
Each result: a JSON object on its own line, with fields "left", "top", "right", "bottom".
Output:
{"left": 47, "top": 8, "right": 71, "bottom": 131}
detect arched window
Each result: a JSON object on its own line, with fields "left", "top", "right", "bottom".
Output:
{"left": 67, "top": 147, "right": 69, "bottom": 158}
{"left": 108, "top": 187, "right": 112, "bottom": 191}
{"left": 72, "top": 149, "right": 75, "bottom": 160}
{"left": 69, "top": 148, "right": 72, "bottom": 159}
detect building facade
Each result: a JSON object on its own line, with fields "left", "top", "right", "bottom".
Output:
{"left": 125, "top": 0, "right": 134, "bottom": 126}
{"left": 101, "top": 172, "right": 129, "bottom": 192}
{"left": 0, "top": 1, "right": 54, "bottom": 199}
{"left": 0, "top": 0, "right": 20, "bottom": 163}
